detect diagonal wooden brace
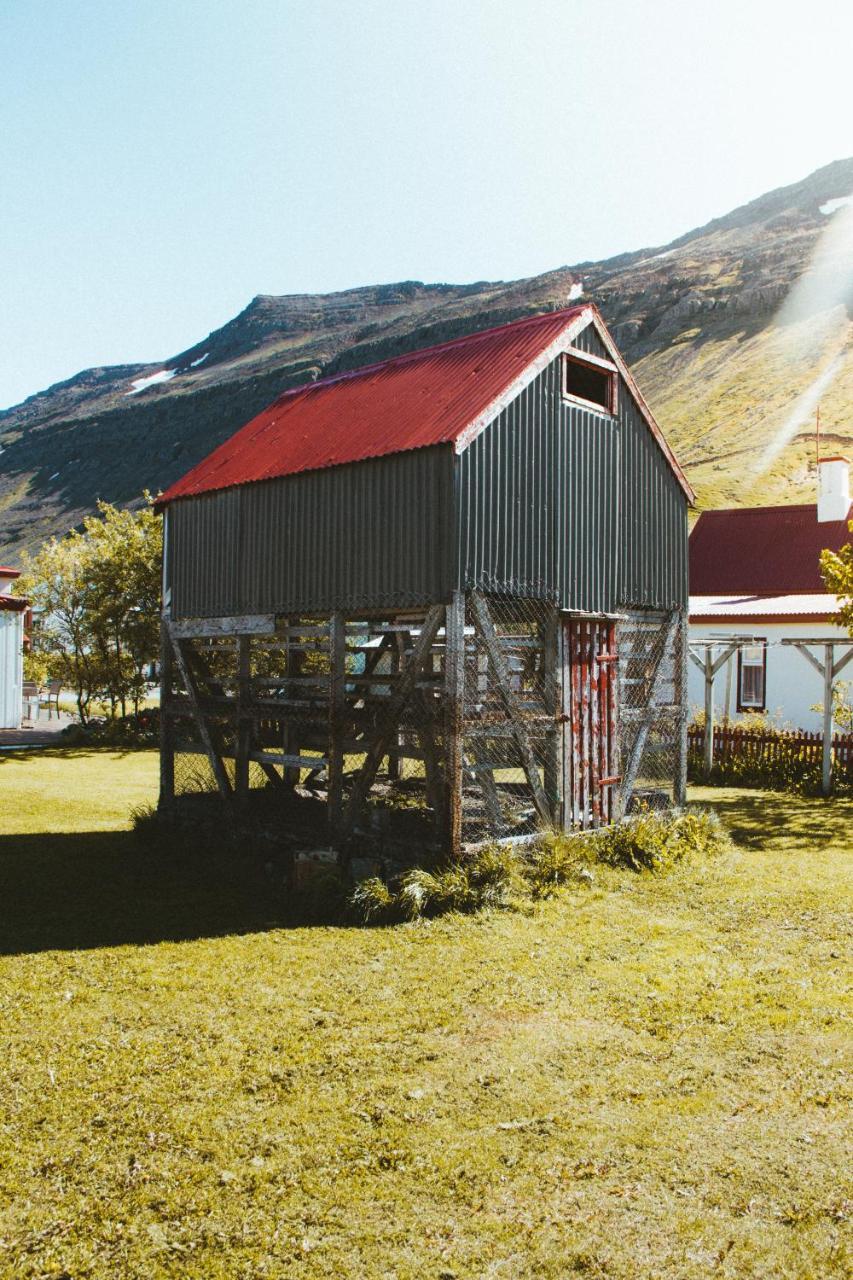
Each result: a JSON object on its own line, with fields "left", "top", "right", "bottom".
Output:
{"left": 469, "top": 592, "right": 552, "bottom": 826}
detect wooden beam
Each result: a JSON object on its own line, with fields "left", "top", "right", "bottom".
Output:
{"left": 469, "top": 592, "right": 551, "bottom": 826}
{"left": 822, "top": 644, "right": 833, "bottom": 798}
{"left": 542, "top": 611, "right": 561, "bottom": 824}
{"left": 166, "top": 622, "right": 232, "bottom": 801}
{"left": 158, "top": 616, "right": 175, "bottom": 813}
{"left": 235, "top": 635, "right": 252, "bottom": 802}
{"left": 674, "top": 614, "right": 688, "bottom": 807}
{"left": 327, "top": 611, "right": 346, "bottom": 839}
{"left": 169, "top": 614, "right": 276, "bottom": 639}
{"left": 443, "top": 592, "right": 466, "bottom": 855}
{"left": 832, "top": 646, "right": 853, "bottom": 679}
{"left": 791, "top": 643, "right": 826, "bottom": 679}
{"left": 342, "top": 605, "right": 445, "bottom": 837}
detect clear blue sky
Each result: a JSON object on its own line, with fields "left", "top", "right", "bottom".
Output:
{"left": 1, "top": 0, "right": 851, "bottom": 409}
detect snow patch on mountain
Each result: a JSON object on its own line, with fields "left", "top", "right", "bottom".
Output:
{"left": 125, "top": 369, "right": 177, "bottom": 396}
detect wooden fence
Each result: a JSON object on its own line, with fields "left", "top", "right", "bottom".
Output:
{"left": 688, "top": 726, "right": 853, "bottom": 776}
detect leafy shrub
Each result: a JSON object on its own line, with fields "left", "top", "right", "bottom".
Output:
{"left": 347, "top": 843, "right": 522, "bottom": 925}
{"left": 594, "top": 806, "right": 729, "bottom": 873}
{"left": 525, "top": 832, "right": 596, "bottom": 897}
{"left": 346, "top": 809, "right": 729, "bottom": 924}
{"left": 62, "top": 708, "right": 160, "bottom": 748}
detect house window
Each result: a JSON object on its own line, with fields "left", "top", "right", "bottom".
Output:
{"left": 737, "top": 643, "right": 766, "bottom": 711}
{"left": 562, "top": 352, "right": 617, "bottom": 414}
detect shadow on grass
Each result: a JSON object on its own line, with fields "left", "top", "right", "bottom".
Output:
{"left": 699, "top": 789, "right": 853, "bottom": 853}
{"left": 0, "top": 829, "right": 295, "bottom": 957}
{"left": 0, "top": 745, "right": 145, "bottom": 764}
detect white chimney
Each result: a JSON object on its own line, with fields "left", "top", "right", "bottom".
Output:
{"left": 817, "top": 456, "right": 851, "bottom": 523}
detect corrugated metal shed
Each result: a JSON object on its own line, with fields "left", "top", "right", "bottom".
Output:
{"left": 163, "top": 305, "right": 692, "bottom": 618}
{"left": 690, "top": 504, "right": 852, "bottom": 594}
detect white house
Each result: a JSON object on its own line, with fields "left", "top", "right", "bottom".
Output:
{"left": 688, "top": 457, "right": 851, "bottom": 732}
{"left": 0, "top": 566, "right": 28, "bottom": 729}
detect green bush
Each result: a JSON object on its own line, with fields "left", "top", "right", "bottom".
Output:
{"left": 347, "top": 843, "right": 523, "bottom": 925}
{"left": 524, "top": 832, "right": 596, "bottom": 897}
{"left": 345, "top": 808, "right": 730, "bottom": 924}
{"left": 595, "top": 806, "right": 729, "bottom": 872}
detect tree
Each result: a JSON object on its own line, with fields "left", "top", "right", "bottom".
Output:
{"left": 16, "top": 496, "right": 162, "bottom": 723}
{"left": 821, "top": 521, "right": 853, "bottom": 635}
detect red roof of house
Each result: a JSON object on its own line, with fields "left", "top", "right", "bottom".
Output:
{"left": 689, "top": 503, "right": 852, "bottom": 595}
{"left": 159, "top": 304, "right": 694, "bottom": 504}
{"left": 0, "top": 567, "right": 20, "bottom": 578}
{"left": 0, "top": 595, "right": 27, "bottom": 612}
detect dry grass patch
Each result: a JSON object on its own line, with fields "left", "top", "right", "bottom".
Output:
{"left": 0, "top": 754, "right": 850, "bottom": 1278}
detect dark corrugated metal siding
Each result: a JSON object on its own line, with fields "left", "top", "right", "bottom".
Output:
{"left": 619, "top": 389, "right": 687, "bottom": 609}
{"left": 167, "top": 322, "right": 687, "bottom": 620}
{"left": 168, "top": 446, "right": 455, "bottom": 618}
{"left": 457, "top": 347, "right": 687, "bottom": 612}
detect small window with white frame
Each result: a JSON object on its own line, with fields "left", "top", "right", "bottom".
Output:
{"left": 562, "top": 350, "right": 617, "bottom": 415}
{"left": 737, "top": 642, "right": 766, "bottom": 712}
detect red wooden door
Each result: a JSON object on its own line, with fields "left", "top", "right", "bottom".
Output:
{"left": 562, "top": 618, "right": 619, "bottom": 829}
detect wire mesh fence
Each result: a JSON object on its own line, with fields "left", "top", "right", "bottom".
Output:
{"left": 460, "top": 593, "right": 559, "bottom": 844}
{"left": 163, "top": 599, "right": 687, "bottom": 848}
{"left": 618, "top": 609, "right": 685, "bottom": 809}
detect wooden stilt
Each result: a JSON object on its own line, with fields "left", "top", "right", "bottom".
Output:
{"left": 343, "top": 606, "right": 444, "bottom": 837}
{"left": 327, "top": 611, "right": 346, "bottom": 838}
{"left": 166, "top": 622, "right": 233, "bottom": 801}
{"left": 542, "top": 611, "right": 561, "bottom": 826}
{"left": 158, "top": 615, "right": 175, "bottom": 813}
{"left": 443, "top": 591, "right": 466, "bottom": 857}
{"left": 674, "top": 612, "right": 688, "bottom": 807}
{"left": 469, "top": 592, "right": 551, "bottom": 826}
{"left": 235, "top": 635, "right": 251, "bottom": 802}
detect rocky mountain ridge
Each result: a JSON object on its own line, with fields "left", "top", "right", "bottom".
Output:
{"left": 2, "top": 157, "right": 852, "bottom": 558}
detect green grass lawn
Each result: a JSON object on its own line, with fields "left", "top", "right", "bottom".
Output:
{"left": 1, "top": 750, "right": 851, "bottom": 1279}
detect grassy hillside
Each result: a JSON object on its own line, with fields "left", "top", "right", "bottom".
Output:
{"left": 1, "top": 749, "right": 850, "bottom": 1277}
{"left": 2, "top": 158, "right": 852, "bottom": 557}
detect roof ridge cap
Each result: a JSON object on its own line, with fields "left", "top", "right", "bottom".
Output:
{"left": 266, "top": 305, "right": 591, "bottom": 405}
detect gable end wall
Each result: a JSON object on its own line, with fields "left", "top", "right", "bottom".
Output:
{"left": 456, "top": 343, "right": 688, "bottom": 612}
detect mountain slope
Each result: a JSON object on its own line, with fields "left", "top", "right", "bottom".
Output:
{"left": 2, "top": 158, "right": 852, "bottom": 559}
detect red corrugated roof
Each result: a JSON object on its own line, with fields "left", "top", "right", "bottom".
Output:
{"left": 159, "top": 307, "right": 590, "bottom": 503}
{"left": 689, "top": 503, "right": 852, "bottom": 594}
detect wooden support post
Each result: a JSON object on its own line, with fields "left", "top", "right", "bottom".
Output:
{"left": 343, "top": 606, "right": 444, "bottom": 837}
{"left": 543, "top": 610, "right": 561, "bottom": 826}
{"left": 327, "top": 611, "right": 346, "bottom": 839}
{"left": 167, "top": 621, "right": 232, "bottom": 801}
{"left": 387, "top": 635, "right": 402, "bottom": 782}
{"left": 282, "top": 619, "right": 302, "bottom": 789}
{"left": 469, "top": 592, "right": 552, "bottom": 826}
{"left": 785, "top": 639, "right": 853, "bottom": 798}
{"left": 823, "top": 643, "right": 834, "bottom": 798}
{"left": 235, "top": 635, "right": 251, "bottom": 803}
{"left": 443, "top": 591, "right": 466, "bottom": 857}
{"left": 158, "top": 616, "right": 175, "bottom": 813}
{"left": 703, "top": 650, "right": 715, "bottom": 780}
{"left": 674, "top": 612, "right": 688, "bottom": 806}
{"left": 689, "top": 639, "right": 740, "bottom": 781}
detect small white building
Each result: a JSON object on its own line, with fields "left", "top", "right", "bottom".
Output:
{"left": 0, "top": 566, "right": 28, "bottom": 729}
{"left": 688, "top": 458, "right": 851, "bottom": 732}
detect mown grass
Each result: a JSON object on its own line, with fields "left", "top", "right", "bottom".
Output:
{"left": 0, "top": 750, "right": 851, "bottom": 1278}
